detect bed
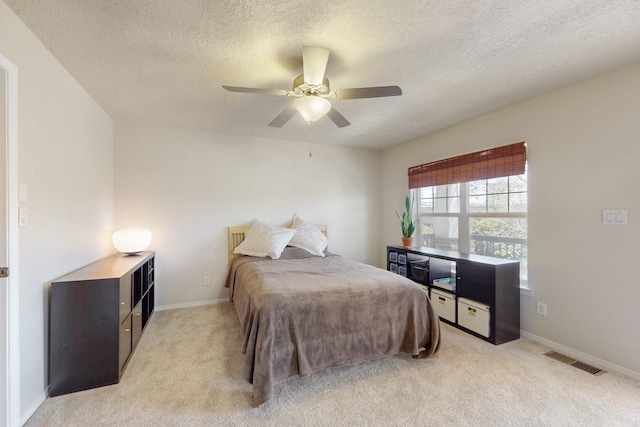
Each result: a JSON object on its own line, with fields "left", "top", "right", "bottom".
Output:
{"left": 225, "top": 221, "right": 441, "bottom": 407}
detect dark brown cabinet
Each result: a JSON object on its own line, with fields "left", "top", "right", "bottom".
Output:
{"left": 49, "top": 251, "right": 155, "bottom": 396}
{"left": 387, "top": 246, "right": 519, "bottom": 345}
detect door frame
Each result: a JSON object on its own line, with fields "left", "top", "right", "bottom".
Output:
{"left": 1, "top": 53, "right": 20, "bottom": 427}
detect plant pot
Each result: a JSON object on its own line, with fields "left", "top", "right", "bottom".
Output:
{"left": 402, "top": 237, "right": 413, "bottom": 247}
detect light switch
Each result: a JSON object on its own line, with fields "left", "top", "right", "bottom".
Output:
{"left": 602, "top": 209, "right": 628, "bottom": 226}
{"left": 19, "top": 207, "right": 28, "bottom": 227}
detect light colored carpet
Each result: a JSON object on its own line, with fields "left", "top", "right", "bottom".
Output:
{"left": 26, "top": 303, "right": 640, "bottom": 426}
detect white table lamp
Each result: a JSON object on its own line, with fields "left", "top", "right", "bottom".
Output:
{"left": 112, "top": 227, "right": 152, "bottom": 255}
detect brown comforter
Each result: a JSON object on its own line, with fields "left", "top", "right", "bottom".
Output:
{"left": 225, "top": 247, "right": 440, "bottom": 407}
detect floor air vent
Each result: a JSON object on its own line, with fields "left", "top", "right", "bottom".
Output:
{"left": 544, "top": 351, "right": 606, "bottom": 376}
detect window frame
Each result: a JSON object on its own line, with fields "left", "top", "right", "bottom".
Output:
{"left": 416, "top": 170, "right": 527, "bottom": 283}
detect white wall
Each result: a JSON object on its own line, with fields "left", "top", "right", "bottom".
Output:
{"left": 381, "top": 63, "right": 640, "bottom": 376}
{"left": 114, "top": 121, "right": 381, "bottom": 307}
{"left": 0, "top": 1, "right": 115, "bottom": 420}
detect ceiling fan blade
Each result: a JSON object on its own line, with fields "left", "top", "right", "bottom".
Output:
{"left": 334, "top": 85, "right": 402, "bottom": 100}
{"left": 222, "top": 85, "right": 289, "bottom": 96}
{"left": 268, "top": 103, "right": 298, "bottom": 128}
{"left": 326, "top": 107, "right": 351, "bottom": 128}
{"left": 302, "top": 46, "right": 330, "bottom": 86}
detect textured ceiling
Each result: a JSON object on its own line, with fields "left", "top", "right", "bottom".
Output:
{"left": 6, "top": 0, "right": 640, "bottom": 150}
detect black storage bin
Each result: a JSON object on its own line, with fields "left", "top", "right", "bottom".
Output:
{"left": 409, "top": 260, "right": 428, "bottom": 282}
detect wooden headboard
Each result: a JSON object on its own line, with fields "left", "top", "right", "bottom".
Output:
{"left": 228, "top": 224, "right": 327, "bottom": 263}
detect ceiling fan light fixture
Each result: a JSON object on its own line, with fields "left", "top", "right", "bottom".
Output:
{"left": 293, "top": 96, "right": 331, "bottom": 123}
{"left": 223, "top": 46, "right": 401, "bottom": 128}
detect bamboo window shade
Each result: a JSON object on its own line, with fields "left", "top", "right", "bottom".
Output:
{"left": 408, "top": 141, "right": 526, "bottom": 189}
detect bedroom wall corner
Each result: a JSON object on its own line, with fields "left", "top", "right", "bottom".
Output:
{"left": 379, "top": 62, "right": 640, "bottom": 377}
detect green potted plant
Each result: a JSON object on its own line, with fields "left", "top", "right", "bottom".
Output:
{"left": 396, "top": 194, "right": 416, "bottom": 247}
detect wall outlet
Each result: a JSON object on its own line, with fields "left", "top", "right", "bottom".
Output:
{"left": 203, "top": 276, "right": 210, "bottom": 286}
{"left": 536, "top": 302, "right": 547, "bottom": 316}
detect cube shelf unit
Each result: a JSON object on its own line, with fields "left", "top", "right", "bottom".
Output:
{"left": 387, "top": 246, "right": 520, "bottom": 345}
{"left": 49, "top": 251, "right": 155, "bottom": 396}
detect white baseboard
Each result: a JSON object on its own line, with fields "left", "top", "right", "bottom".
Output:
{"left": 155, "top": 298, "right": 229, "bottom": 311}
{"left": 21, "top": 388, "right": 48, "bottom": 426}
{"left": 521, "top": 330, "right": 640, "bottom": 381}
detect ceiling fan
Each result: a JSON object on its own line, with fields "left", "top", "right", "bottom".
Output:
{"left": 222, "top": 46, "right": 402, "bottom": 128}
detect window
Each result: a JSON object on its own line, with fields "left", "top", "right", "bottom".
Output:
{"left": 418, "top": 184, "right": 460, "bottom": 251}
{"left": 416, "top": 167, "right": 527, "bottom": 281}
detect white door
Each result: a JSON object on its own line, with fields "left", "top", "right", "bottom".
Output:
{"left": 1, "top": 53, "right": 20, "bottom": 427}
{"left": 0, "top": 63, "right": 7, "bottom": 427}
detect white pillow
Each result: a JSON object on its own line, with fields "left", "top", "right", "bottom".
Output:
{"left": 288, "top": 215, "right": 328, "bottom": 257}
{"left": 233, "top": 220, "right": 296, "bottom": 259}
